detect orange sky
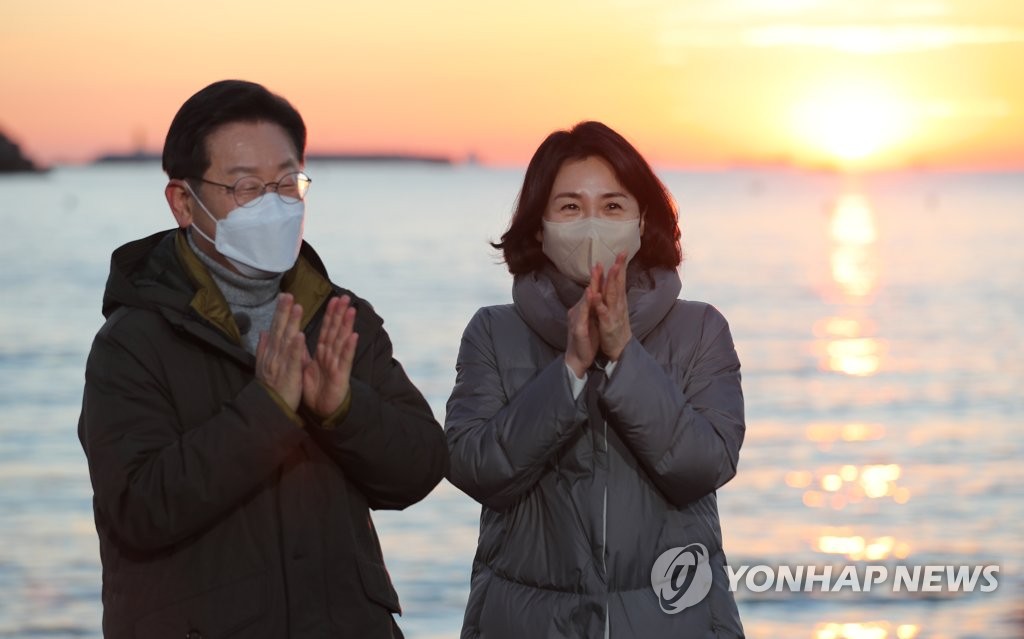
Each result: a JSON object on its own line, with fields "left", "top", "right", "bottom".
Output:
{"left": 2, "top": 0, "right": 1023, "bottom": 170}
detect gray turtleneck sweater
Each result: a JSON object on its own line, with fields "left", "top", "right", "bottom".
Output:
{"left": 187, "top": 232, "right": 283, "bottom": 354}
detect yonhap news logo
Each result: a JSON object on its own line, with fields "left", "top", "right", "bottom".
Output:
{"left": 650, "top": 547, "right": 1001, "bottom": 614}
{"left": 725, "top": 563, "right": 1000, "bottom": 594}
{"left": 650, "top": 543, "right": 714, "bottom": 613}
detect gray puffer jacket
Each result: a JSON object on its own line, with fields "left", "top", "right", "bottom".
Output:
{"left": 446, "top": 264, "right": 745, "bottom": 638}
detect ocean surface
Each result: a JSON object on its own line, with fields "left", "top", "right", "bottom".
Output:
{"left": 0, "top": 162, "right": 1021, "bottom": 638}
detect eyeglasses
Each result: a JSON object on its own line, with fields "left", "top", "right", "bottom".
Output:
{"left": 191, "top": 171, "right": 312, "bottom": 208}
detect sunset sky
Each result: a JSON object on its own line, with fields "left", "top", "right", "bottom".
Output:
{"left": 2, "top": 0, "right": 1023, "bottom": 170}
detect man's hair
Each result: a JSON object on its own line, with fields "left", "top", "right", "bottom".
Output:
{"left": 493, "top": 121, "right": 682, "bottom": 274}
{"left": 162, "top": 79, "right": 307, "bottom": 180}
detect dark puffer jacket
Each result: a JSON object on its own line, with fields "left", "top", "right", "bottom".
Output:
{"left": 446, "top": 265, "right": 745, "bottom": 638}
{"left": 78, "top": 229, "right": 448, "bottom": 638}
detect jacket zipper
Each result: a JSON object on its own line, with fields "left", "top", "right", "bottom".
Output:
{"left": 603, "top": 417, "right": 609, "bottom": 639}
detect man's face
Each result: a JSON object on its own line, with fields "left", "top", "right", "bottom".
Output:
{"left": 187, "top": 120, "right": 302, "bottom": 261}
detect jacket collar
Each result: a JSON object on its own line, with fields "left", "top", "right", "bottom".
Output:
{"left": 512, "top": 261, "right": 682, "bottom": 351}
{"left": 103, "top": 229, "right": 336, "bottom": 360}
{"left": 174, "top": 231, "right": 334, "bottom": 341}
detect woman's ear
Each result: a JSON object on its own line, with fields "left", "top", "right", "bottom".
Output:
{"left": 165, "top": 180, "right": 194, "bottom": 229}
{"left": 639, "top": 211, "right": 647, "bottom": 236}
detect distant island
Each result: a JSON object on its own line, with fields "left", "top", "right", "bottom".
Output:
{"left": 92, "top": 150, "right": 160, "bottom": 164}
{"left": 308, "top": 152, "right": 452, "bottom": 165}
{"left": 0, "top": 131, "right": 41, "bottom": 173}
{"left": 93, "top": 150, "right": 453, "bottom": 165}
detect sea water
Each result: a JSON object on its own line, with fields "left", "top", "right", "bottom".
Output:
{"left": 0, "top": 162, "right": 1021, "bottom": 638}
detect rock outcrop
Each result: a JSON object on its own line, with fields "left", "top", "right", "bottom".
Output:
{"left": 0, "top": 131, "right": 39, "bottom": 172}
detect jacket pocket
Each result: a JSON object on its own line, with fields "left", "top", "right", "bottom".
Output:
{"left": 356, "top": 557, "right": 402, "bottom": 614}
{"left": 133, "top": 570, "right": 267, "bottom": 638}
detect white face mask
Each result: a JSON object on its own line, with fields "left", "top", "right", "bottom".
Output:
{"left": 187, "top": 184, "right": 305, "bottom": 279}
{"left": 541, "top": 217, "right": 642, "bottom": 285}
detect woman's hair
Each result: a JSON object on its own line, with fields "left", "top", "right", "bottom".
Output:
{"left": 162, "top": 79, "right": 306, "bottom": 180}
{"left": 493, "top": 121, "right": 681, "bottom": 274}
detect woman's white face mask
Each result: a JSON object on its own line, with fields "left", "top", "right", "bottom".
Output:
{"left": 187, "top": 183, "right": 305, "bottom": 279}
{"left": 541, "top": 217, "right": 642, "bottom": 285}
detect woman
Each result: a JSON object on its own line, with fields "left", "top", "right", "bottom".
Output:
{"left": 446, "top": 121, "right": 745, "bottom": 638}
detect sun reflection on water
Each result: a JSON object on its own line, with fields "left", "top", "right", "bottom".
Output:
{"left": 814, "top": 531, "right": 911, "bottom": 561}
{"left": 788, "top": 461, "right": 909, "bottom": 511}
{"left": 825, "top": 338, "right": 884, "bottom": 376}
{"left": 814, "top": 622, "right": 920, "bottom": 639}
{"left": 817, "top": 193, "right": 886, "bottom": 377}
{"left": 806, "top": 422, "right": 887, "bottom": 445}
{"left": 830, "top": 193, "right": 879, "bottom": 298}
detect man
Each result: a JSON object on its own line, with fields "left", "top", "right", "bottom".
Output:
{"left": 78, "top": 80, "right": 448, "bottom": 638}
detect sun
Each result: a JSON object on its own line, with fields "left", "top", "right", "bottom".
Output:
{"left": 791, "top": 83, "right": 913, "bottom": 168}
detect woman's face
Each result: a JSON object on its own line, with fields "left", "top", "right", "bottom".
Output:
{"left": 544, "top": 156, "right": 641, "bottom": 223}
